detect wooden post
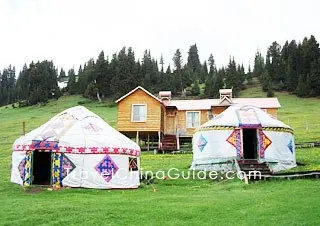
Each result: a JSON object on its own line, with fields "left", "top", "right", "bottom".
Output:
{"left": 136, "top": 131, "right": 139, "bottom": 144}
{"left": 176, "top": 135, "right": 180, "bottom": 150}
{"left": 158, "top": 131, "right": 161, "bottom": 150}
{"left": 147, "top": 133, "right": 150, "bottom": 151}
{"left": 22, "top": 121, "right": 26, "bottom": 135}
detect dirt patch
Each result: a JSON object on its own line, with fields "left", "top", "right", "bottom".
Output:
{"left": 23, "top": 186, "right": 46, "bottom": 194}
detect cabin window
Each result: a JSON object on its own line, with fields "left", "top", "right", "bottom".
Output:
{"left": 132, "top": 104, "right": 147, "bottom": 122}
{"left": 186, "top": 111, "right": 200, "bottom": 128}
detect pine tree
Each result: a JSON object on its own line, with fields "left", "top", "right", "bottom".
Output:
{"left": 204, "top": 54, "right": 217, "bottom": 97}
{"left": 266, "top": 41, "right": 285, "bottom": 90}
{"left": 212, "top": 68, "right": 225, "bottom": 97}
{"left": 225, "top": 57, "right": 238, "bottom": 91}
{"left": 160, "top": 54, "right": 164, "bottom": 73}
{"left": 59, "top": 68, "right": 66, "bottom": 79}
{"left": 199, "top": 61, "right": 208, "bottom": 83}
{"left": 309, "top": 58, "right": 320, "bottom": 96}
{"left": 141, "top": 50, "right": 153, "bottom": 91}
{"left": 16, "top": 64, "right": 29, "bottom": 101}
{"left": 67, "top": 68, "right": 77, "bottom": 95}
{"left": 187, "top": 44, "right": 201, "bottom": 74}
{"left": 172, "top": 49, "right": 183, "bottom": 94}
{"left": 247, "top": 64, "right": 253, "bottom": 84}
{"left": 191, "top": 78, "right": 200, "bottom": 95}
{"left": 253, "top": 50, "right": 265, "bottom": 78}
{"left": 94, "top": 50, "right": 109, "bottom": 98}
{"left": 28, "top": 60, "right": 60, "bottom": 105}
{"left": 296, "top": 74, "right": 309, "bottom": 97}
{"left": 261, "top": 70, "right": 271, "bottom": 92}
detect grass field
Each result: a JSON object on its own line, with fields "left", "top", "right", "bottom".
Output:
{"left": 0, "top": 90, "right": 319, "bottom": 225}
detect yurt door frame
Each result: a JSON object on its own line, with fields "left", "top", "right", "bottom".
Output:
{"left": 242, "top": 128, "right": 258, "bottom": 160}
{"left": 31, "top": 151, "right": 53, "bottom": 185}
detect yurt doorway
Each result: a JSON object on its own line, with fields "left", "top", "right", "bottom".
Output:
{"left": 242, "top": 129, "right": 258, "bottom": 159}
{"left": 32, "top": 151, "right": 52, "bottom": 185}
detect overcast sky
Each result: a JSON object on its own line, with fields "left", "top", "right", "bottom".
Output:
{"left": 1, "top": 0, "right": 320, "bottom": 74}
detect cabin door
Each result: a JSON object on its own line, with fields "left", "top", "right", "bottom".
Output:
{"left": 242, "top": 129, "right": 258, "bottom": 159}
{"left": 166, "top": 116, "right": 176, "bottom": 135}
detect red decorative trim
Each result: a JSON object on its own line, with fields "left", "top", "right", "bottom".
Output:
{"left": 13, "top": 145, "right": 141, "bottom": 157}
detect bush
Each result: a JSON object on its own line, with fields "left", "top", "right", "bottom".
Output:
{"left": 18, "top": 100, "right": 29, "bottom": 108}
{"left": 77, "top": 99, "right": 92, "bottom": 105}
{"left": 267, "top": 89, "right": 275, "bottom": 97}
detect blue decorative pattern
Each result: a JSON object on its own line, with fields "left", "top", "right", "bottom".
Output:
{"left": 31, "top": 140, "right": 59, "bottom": 150}
{"left": 288, "top": 138, "right": 294, "bottom": 154}
{"left": 198, "top": 134, "right": 207, "bottom": 152}
{"left": 61, "top": 154, "right": 76, "bottom": 180}
{"left": 23, "top": 151, "right": 32, "bottom": 186}
{"left": 95, "top": 155, "right": 119, "bottom": 183}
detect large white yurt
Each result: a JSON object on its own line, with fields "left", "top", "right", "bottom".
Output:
{"left": 190, "top": 104, "right": 296, "bottom": 172}
{"left": 11, "top": 106, "right": 140, "bottom": 189}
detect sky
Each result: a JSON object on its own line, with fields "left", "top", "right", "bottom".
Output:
{"left": 1, "top": 0, "right": 320, "bottom": 74}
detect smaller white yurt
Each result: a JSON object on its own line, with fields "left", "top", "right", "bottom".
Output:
{"left": 190, "top": 104, "right": 296, "bottom": 172}
{"left": 11, "top": 106, "right": 140, "bottom": 189}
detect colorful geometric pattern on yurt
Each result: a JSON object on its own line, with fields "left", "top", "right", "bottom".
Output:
{"left": 236, "top": 108, "right": 261, "bottom": 128}
{"left": 61, "top": 154, "right": 76, "bottom": 180}
{"left": 197, "top": 134, "right": 208, "bottom": 152}
{"left": 258, "top": 129, "right": 272, "bottom": 158}
{"left": 95, "top": 155, "right": 119, "bottom": 183}
{"left": 226, "top": 129, "right": 242, "bottom": 157}
{"left": 18, "top": 158, "right": 26, "bottom": 181}
{"left": 52, "top": 153, "right": 62, "bottom": 188}
{"left": 23, "top": 151, "right": 32, "bottom": 186}
{"left": 288, "top": 138, "right": 294, "bottom": 153}
{"left": 129, "top": 157, "right": 138, "bottom": 171}
{"left": 30, "top": 140, "right": 59, "bottom": 150}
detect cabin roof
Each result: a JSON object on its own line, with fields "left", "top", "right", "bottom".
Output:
{"left": 115, "top": 86, "right": 281, "bottom": 110}
{"left": 165, "top": 98, "right": 281, "bottom": 110}
{"left": 115, "top": 86, "right": 162, "bottom": 103}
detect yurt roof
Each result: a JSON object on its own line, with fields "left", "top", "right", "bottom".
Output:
{"left": 13, "top": 106, "right": 140, "bottom": 156}
{"left": 199, "top": 104, "right": 292, "bottom": 131}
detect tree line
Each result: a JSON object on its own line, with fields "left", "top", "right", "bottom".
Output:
{"left": 254, "top": 35, "right": 320, "bottom": 97}
{"left": 0, "top": 35, "right": 319, "bottom": 107}
{"left": 65, "top": 45, "right": 247, "bottom": 100}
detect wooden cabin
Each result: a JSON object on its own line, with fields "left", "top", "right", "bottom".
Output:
{"left": 115, "top": 86, "right": 281, "bottom": 151}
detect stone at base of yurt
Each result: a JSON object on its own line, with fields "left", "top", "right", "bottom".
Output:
{"left": 190, "top": 162, "right": 235, "bottom": 172}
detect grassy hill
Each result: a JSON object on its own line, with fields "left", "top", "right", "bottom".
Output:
{"left": 240, "top": 85, "right": 320, "bottom": 142}
{"left": 0, "top": 89, "right": 319, "bottom": 225}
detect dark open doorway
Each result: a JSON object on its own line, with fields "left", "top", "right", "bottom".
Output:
{"left": 32, "top": 151, "right": 52, "bottom": 185}
{"left": 242, "top": 129, "right": 258, "bottom": 159}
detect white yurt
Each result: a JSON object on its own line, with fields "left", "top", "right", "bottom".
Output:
{"left": 190, "top": 104, "right": 296, "bottom": 172}
{"left": 11, "top": 106, "right": 140, "bottom": 189}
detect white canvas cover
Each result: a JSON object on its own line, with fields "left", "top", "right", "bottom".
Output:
{"left": 11, "top": 106, "right": 141, "bottom": 189}
{"left": 191, "top": 104, "right": 296, "bottom": 172}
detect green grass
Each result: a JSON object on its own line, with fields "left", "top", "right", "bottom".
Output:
{"left": 0, "top": 91, "right": 319, "bottom": 225}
